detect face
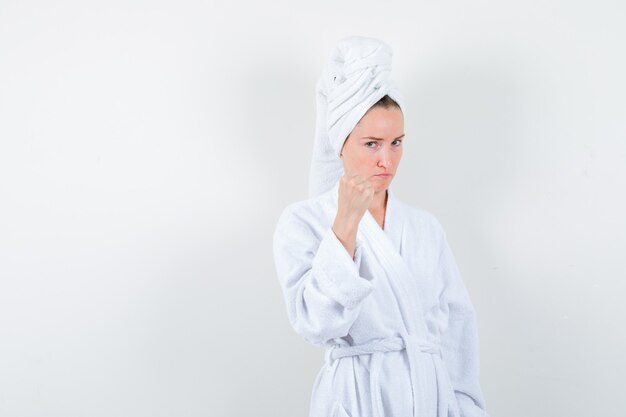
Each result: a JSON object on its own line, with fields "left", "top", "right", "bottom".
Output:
{"left": 340, "top": 105, "right": 404, "bottom": 193}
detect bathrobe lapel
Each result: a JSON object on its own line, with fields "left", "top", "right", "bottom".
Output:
{"left": 327, "top": 181, "right": 425, "bottom": 333}
{"left": 358, "top": 188, "right": 429, "bottom": 336}
{"left": 353, "top": 187, "right": 453, "bottom": 417}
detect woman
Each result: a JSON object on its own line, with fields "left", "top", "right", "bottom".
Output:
{"left": 273, "top": 36, "right": 489, "bottom": 417}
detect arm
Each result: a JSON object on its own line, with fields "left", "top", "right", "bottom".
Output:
{"left": 436, "top": 229, "right": 489, "bottom": 417}
{"left": 272, "top": 208, "right": 373, "bottom": 347}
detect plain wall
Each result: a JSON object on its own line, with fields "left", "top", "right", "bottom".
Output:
{"left": 1, "top": 1, "right": 625, "bottom": 416}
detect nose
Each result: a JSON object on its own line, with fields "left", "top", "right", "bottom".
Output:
{"left": 377, "top": 147, "right": 392, "bottom": 169}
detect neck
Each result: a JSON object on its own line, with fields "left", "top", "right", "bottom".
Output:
{"left": 369, "top": 188, "right": 388, "bottom": 213}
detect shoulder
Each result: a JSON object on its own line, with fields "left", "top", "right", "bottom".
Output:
{"left": 394, "top": 197, "right": 446, "bottom": 238}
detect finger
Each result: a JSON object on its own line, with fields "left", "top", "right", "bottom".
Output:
{"left": 342, "top": 172, "right": 358, "bottom": 182}
{"left": 349, "top": 173, "right": 365, "bottom": 183}
{"left": 355, "top": 176, "right": 370, "bottom": 187}
{"left": 349, "top": 173, "right": 362, "bottom": 182}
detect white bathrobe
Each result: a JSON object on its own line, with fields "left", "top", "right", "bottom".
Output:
{"left": 273, "top": 180, "right": 489, "bottom": 417}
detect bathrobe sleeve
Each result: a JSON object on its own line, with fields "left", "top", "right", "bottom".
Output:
{"left": 436, "top": 229, "right": 489, "bottom": 417}
{"left": 273, "top": 207, "right": 374, "bottom": 347}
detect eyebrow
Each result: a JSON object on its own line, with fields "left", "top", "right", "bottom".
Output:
{"left": 361, "top": 134, "right": 405, "bottom": 141}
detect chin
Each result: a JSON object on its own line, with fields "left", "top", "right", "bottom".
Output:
{"left": 372, "top": 183, "right": 388, "bottom": 193}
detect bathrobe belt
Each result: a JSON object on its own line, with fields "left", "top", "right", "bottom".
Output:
{"left": 325, "top": 332, "right": 460, "bottom": 417}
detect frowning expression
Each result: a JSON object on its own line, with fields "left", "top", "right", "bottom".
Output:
{"left": 340, "top": 105, "right": 404, "bottom": 192}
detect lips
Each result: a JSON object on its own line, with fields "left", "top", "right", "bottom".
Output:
{"left": 374, "top": 174, "right": 392, "bottom": 178}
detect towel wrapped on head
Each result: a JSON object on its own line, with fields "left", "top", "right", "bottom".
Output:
{"left": 309, "top": 36, "right": 406, "bottom": 198}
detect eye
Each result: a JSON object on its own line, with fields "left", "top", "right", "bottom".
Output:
{"left": 392, "top": 139, "right": 403, "bottom": 146}
{"left": 365, "top": 141, "right": 378, "bottom": 148}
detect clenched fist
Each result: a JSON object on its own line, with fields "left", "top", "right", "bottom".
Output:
{"left": 332, "top": 173, "right": 374, "bottom": 260}
{"left": 337, "top": 173, "right": 374, "bottom": 223}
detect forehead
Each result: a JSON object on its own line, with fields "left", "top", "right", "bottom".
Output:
{"left": 353, "top": 106, "right": 404, "bottom": 137}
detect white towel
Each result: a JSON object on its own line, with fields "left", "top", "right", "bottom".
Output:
{"left": 308, "top": 35, "right": 406, "bottom": 198}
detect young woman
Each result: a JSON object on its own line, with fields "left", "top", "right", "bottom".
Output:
{"left": 273, "top": 36, "right": 489, "bottom": 417}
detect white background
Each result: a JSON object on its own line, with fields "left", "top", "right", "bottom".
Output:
{"left": 1, "top": 1, "right": 625, "bottom": 416}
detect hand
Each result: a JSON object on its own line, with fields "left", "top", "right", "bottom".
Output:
{"left": 336, "top": 173, "right": 374, "bottom": 224}
{"left": 332, "top": 173, "right": 374, "bottom": 260}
